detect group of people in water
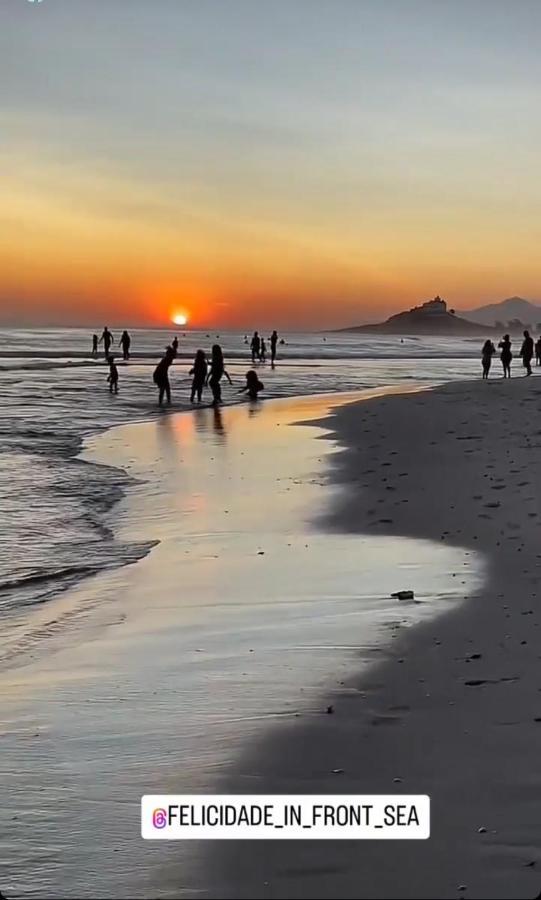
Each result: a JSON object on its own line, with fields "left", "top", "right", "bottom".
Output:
{"left": 246, "top": 330, "right": 280, "bottom": 367}
{"left": 93, "top": 327, "right": 275, "bottom": 406}
{"left": 481, "top": 330, "right": 541, "bottom": 379}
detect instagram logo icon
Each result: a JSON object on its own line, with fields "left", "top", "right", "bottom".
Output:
{"left": 152, "top": 808, "right": 167, "bottom": 829}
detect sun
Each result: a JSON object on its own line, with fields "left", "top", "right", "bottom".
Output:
{"left": 172, "top": 313, "right": 188, "bottom": 326}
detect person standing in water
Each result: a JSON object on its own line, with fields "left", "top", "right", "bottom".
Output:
{"left": 520, "top": 329, "right": 534, "bottom": 376}
{"left": 498, "top": 334, "right": 512, "bottom": 378}
{"left": 481, "top": 339, "right": 496, "bottom": 379}
{"left": 153, "top": 347, "right": 174, "bottom": 406}
{"left": 172, "top": 336, "right": 179, "bottom": 357}
{"left": 535, "top": 336, "right": 541, "bottom": 366}
{"left": 189, "top": 349, "right": 207, "bottom": 403}
{"left": 107, "top": 356, "right": 119, "bottom": 394}
{"left": 99, "top": 326, "right": 114, "bottom": 358}
{"left": 270, "top": 330, "right": 278, "bottom": 367}
{"left": 120, "top": 330, "right": 131, "bottom": 361}
{"left": 260, "top": 337, "right": 267, "bottom": 362}
{"left": 92, "top": 334, "right": 98, "bottom": 357}
{"left": 207, "top": 344, "right": 232, "bottom": 406}
{"left": 250, "top": 331, "right": 260, "bottom": 364}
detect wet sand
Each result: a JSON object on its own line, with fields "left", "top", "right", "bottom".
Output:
{"left": 205, "top": 377, "right": 541, "bottom": 900}
{"left": 0, "top": 390, "right": 479, "bottom": 900}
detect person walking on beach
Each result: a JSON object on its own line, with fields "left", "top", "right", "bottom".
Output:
{"left": 498, "top": 334, "right": 512, "bottom": 378}
{"left": 92, "top": 334, "right": 98, "bottom": 357}
{"left": 250, "top": 331, "right": 260, "bottom": 364}
{"left": 107, "top": 355, "right": 119, "bottom": 394}
{"left": 260, "top": 337, "right": 267, "bottom": 363}
{"left": 172, "top": 336, "right": 179, "bottom": 357}
{"left": 481, "top": 339, "right": 496, "bottom": 379}
{"left": 153, "top": 347, "right": 174, "bottom": 406}
{"left": 189, "top": 349, "right": 207, "bottom": 403}
{"left": 535, "top": 337, "right": 541, "bottom": 366}
{"left": 240, "top": 369, "right": 264, "bottom": 400}
{"left": 270, "top": 330, "right": 278, "bottom": 367}
{"left": 207, "top": 344, "right": 232, "bottom": 406}
{"left": 99, "top": 326, "right": 114, "bottom": 358}
{"left": 120, "top": 330, "right": 131, "bottom": 361}
{"left": 520, "top": 329, "right": 534, "bottom": 376}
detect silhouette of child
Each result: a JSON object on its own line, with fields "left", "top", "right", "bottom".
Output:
{"left": 240, "top": 369, "right": 264, "bottom": 400}
{"left": 107, "top": 355, "right": 119, "bottom": 394}
{"left": 190, "top": 349, "right": 208, "bottom": 403}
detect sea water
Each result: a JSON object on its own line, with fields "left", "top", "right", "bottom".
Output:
{"left": 0, "top": 327, "right": 484, "bottom": 626}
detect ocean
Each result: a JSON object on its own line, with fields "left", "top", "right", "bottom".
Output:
{"left": 0, "top": 326, "right": 486, "bottom": 636}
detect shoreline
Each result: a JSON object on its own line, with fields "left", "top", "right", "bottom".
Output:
{"left": 1, "top": 383, "right": 434, "bottom": 657}
{"left": 0, "top": 389, "right": 478, "bottom": 900}
{"left": 203, "top": 377, "right": 541, "bottom": 900}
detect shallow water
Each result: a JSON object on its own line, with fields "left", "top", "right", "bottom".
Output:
{"left": 0, "top": 327, "right": 488, "bottom": 620}
{"left": 0, "top": 394, "right": 483, "bottom": 899}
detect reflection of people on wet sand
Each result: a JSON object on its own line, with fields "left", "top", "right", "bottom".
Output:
{"left": 99, "top": 326, "right": 114, "bottom": 357}
{"left": 520, "top": 329, "right": 534, "bottom": 376}
{"left": 92, "top": 334, "right": 98, "bottom": 357}
{"left": 190, "top": 349, "right": 207, "bottom": 403}
{"left": 153, "top": 347, "right": 174, "bottom": 406}
{"left": 270, "top": 330, "right": 278, "bottom": 367}
{"left": 239, "top": 369, "right": 264, "bottom": 400}
{"left": 481, "top": 339, "right": 496, "bottom": 379}
{"left": 120, "top": 330, "right": 131, "bottom": 360}
{"left": 207, "top": 344, "right": 232, "bottom": 406}
{"left": 107, "top": 355, "right": 119, "bottom": 394}
{"left": 250, "top": 331, "right": 260, "bottom": 363}
{"left": 498, "top": 334, "right": 512, "bottom": 378}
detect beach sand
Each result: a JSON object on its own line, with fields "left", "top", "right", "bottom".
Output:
{"left": 0, "top": 389, "right": 480, "bottom": 900}
{"left": 206, "top": 377, "right": 541, "bottom": 900}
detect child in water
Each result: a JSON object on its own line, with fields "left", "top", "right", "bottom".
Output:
{"left": 240, "top": 369, "right": 264, "bottom": 400}
{"left": 107, "top": 355, "right": 119, "bottom": 394}
{"left": 189, "top": 349, "right": 207, "bottom": 403}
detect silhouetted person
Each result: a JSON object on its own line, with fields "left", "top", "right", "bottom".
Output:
{"left": 172, "top": 336, "right": 179, "bottom": 357}
{"left": 207, "top": 344, "right": 232, "bottom": 406}
{"left": 481, "top": 340, "right": 496, "bottom": 379}
{"left": 260, "top": 338, "right": 267, "bottom": 362}
{"left": 190, "top": 349, "right": 207, "bottom": 403}
{"left": 499, "top": 334, "right": 512, "bottom": 378}
{"left": 120, "top": 330, "right": 131, "bottom": 360}
{"left": 270, "top": 330, "right": 278, "bottom": 366}
{"left": 250, "top": 331, "right": 260, "bottom": 363}
{"left": 92, "top": 334, "right": 98, "bottom": 357}
{"left": 99, "top": 326, "right": 114, "bottom": 358}
{"left": 240, "top": 369, "right": 264, "bottom": 400}
{"left": 107, "top": 355, "right": 119, "bottom": 394}
{"left": 536, "top": 337, "right": 541, "bottom": 366}
{"left": 153, "top": 347, "right": 174, "bottom": 406}
{"left": 520, "top": 329, "right": 534, "bottom": 376}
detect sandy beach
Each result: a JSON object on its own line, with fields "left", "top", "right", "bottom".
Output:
{"left": 205, "top": 377, "right": 541, "bottom": 900}
{"left": 0, "top": 388, "right": 480, "bottom": 899}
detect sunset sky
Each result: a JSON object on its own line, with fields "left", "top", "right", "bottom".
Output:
{"left": 2, "top": 0, "right": 541, "bottom": 328}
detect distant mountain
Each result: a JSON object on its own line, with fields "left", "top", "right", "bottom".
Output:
{"left": 337, "top": 296, "right": 490, "bottom": 335}
{"left": 459, "top": 297, "right": 541, "bottom": 329}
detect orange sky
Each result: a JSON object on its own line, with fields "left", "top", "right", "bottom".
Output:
{"left": 3, "top": 1, "right": 541, "bottom": 329}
